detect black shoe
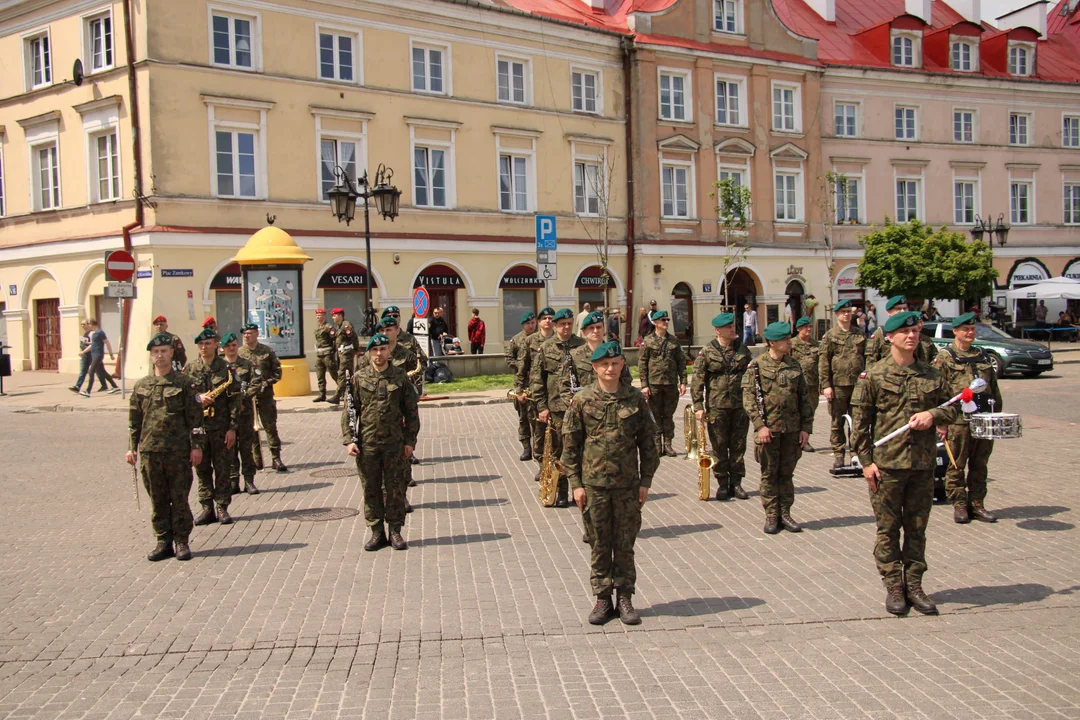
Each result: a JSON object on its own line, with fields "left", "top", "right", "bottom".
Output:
{"left": 244, "top": 480, "right": 259, "bottom": 495}
{"left": 953, "top": 504, "right": 970, "bottom": 524}
{"left": 780, "top": 514, "right": 802, "bottom": 533}
{"left": 364, "top": 528, "right": 387, "bottom": 551}
{"left": 408, "top": 455, "right": 420, "bottom": 465}
{"left": 662, "top": 441, "right": 679, "bottom": 458}
{"left": 616, "top": 594, "right": 641, "bottom": 625}
{"left": 69, "top": 386, "right": 80, "bottom": 393}
{"left": 174, "top": 541, "right": 192, "bottom": 561}
{"left": 520, "top": 445, "right": 532, "bottom": 462}
{"left": 582, "top": 532, "right": 591, "bottom": 544}
{"left": 388, "top": 529, "right": 408, "bottom": 550}
{"left": 217, "top": 507, "right": 233, "bottom": 525}
{"left": 906, "top": 583, "right": 938, "bottom": 615}
{"left": 328, "top": 397, "right": 341, "bottom": 406}
{"left": 588, "top": 596, "right": 616, "bottom": 625}
{"left": 970, "top": 503, "right": 997, "bottom": 523}
{"left": 730, "top": 480, "right": 749, "bottom": 500}
{"left": 405, "top": 500, "right": 414, "bottom": 514}
{"left": 408, "top": 478, "right": 417, "bottom": 487}
{"left": 313, "top": 394, "right": 326, "bottom": 403}
{"left": 886, "top": 585, "right": 908, "bottom": 616}
{"left": 147, "top": 541, "right": 174, "bottom": 562}
{"left": 554, "top": 478, "right": 569, "bottom": 508}
{"left": 715, "top": 483, "right": 731, "bottom": 501}
{"left": 272, "top": 458, "right": 288, "bottom": 473}
{"left": 533, "top": 471, "right": 541, "bottom": 483}
{"left": 193, "top": 506, "right": 216, "bottom": 526}
{"left": 763, "top": 515, "right": 781, "bottom": 534}
{"left": 230, "top": 481, "right": 241, "bottom": 495}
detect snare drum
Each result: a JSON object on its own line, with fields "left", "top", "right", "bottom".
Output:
{"left": 968, "top": 412, "right": 1022, "bottom": 440}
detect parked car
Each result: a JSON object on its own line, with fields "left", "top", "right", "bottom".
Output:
{"left": 921, "top": 322, "right": 1054, "bottom": 377}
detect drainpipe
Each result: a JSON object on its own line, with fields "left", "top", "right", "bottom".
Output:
{"left": 621, "top": 36, "right": 636, "bottom": 346}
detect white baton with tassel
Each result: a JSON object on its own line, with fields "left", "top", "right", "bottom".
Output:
{"left": 873, "top": 377, "right": 987, "bottom": 448}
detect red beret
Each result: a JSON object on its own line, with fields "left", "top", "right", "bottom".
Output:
{"left": 153, "top": 315, "right": 167, "bottom": 323}
{"left": 315, "top": 308, "right": 326, "bottom": 314}
{"left": 202, "top": 316, "right": 216, "bottom": 328}
{"left": 331, "top": 308, "right": 345, "bottom": 315}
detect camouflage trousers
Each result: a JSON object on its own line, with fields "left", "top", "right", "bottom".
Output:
{"left": 330, "top": 354, "right": 356, "bottom": 402}
{"left": 195, "top": 425, "right": 233, "bottom": 508}
{"left": 314, "top": 353, "right": 338, "bottom": 394}
{"left": 514, "top": 398, "right": 532, "bottom": 445}
{"left": 868, "top": 468, "right": 934, "bottom": 587}
{"left": 140, "top": 451, "right": 194, "bottom": 543}
{"left": 648, "top": 385, "right": 680, "bottom": 442}
{"left": 826, "top": 385, "right": 855, "bottom": 458}
{"left": 754, "top": 431, "right": 803, "bottom": 517}
{"left": 584, "top": 485, "right": 642, "bottom": 597}
{"left": 357, "top": 445, "right": 408, "bottom": 530}
{"left": 254, "top": 395, "right": 282, "bottom": 457}
{"left": 229, "top": 417, "right": 258, "bottom": 485}
{"left": 707, "top": 407, "right": 749, "bottom": 484}
{"left": 945, "top": 425, "right": 994, "bottom": 507}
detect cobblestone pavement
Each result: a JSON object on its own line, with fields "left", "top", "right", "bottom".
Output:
{"left": 1, "top": 362, "right": 1079, "bottom": 720}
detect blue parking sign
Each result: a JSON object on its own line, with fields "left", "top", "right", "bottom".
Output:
{"left": 535, "top": 215, "right": 557, "bottom": 250}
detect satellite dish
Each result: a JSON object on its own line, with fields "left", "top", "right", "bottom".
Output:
{"left": 72, "top": 59, "right": 84, "bottom": 87}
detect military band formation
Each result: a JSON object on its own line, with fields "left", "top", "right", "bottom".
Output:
{"left": 127, "top": 296, "right": 1009, "bottom": 624}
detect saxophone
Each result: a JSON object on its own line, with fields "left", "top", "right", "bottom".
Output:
{"left": 202, "top": 372, "right": 233, "bottom": 418}
{"left": 538, "top": 422, "right": 559, "bottom": 507}
{"left": 344, "top": 369, "right": 359, "bottom": 445}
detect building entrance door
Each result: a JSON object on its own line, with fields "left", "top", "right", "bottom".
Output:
{"left": 430, "top": 287, "right": 457, "bottom": 338}
{"left": 35, "top": 298, "right": 61, "bottom": 370}
{"left": 671, "top": 282, "right": 693, "bottom": 341}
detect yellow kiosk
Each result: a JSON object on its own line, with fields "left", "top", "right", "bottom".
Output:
{"left": 233, "top": 224, "right": 312, "bottom": 397}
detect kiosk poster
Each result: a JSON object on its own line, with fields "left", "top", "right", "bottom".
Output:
{"left": 244, "top": 268, "right": 302, "bottom": 358}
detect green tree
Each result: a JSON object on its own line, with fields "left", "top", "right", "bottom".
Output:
{"left": 857, "top": 219, "right": 998, "bottom": 300}
{"left": 711, "top": 178, "right": 753, "bottom": 307}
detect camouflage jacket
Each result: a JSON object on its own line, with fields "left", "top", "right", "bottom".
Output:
{"left": 790, "top": 336, "right": 820, "bottom": 390}
{"left": 390, "top": 341, "right": 419, "bottom": 378}
{"left": 128, "top": 371, "right": 205, "bottom": 453}
{"left": 561, "top": 383, "right": 660, "bottom": 490}
{"left": 514, "top": 330, "right": 554, "bottom": 396}
{"left": 335, "top": 320, "right": 359, "bottom": 357}
{"left": 183, "top": 355, "right": 240, "bottom": 432}
{"left": 932, "top": 343, "right": 1002, "bottom": 425}
{"left": 238, "top": 342, "right": 282, "bottom": 399}
{"left": 160, "top": 331, "right": 187, "bottom": 371}
{"left": 224, "top": 355, "right": 257, "bottom": 418}
{"left": 313, "top": 322, "right": 337, "bottom": 356}
{"left": 531, "top": 334, "right": 585, "bottom": 416}
{"left": 851, "top": 356, "right": 958, "bottom": 470}
{"left": 742, "top": 353, "right": 814, "bottom": 434}
{"left": 690, "top": 338, "right": 751, "bottom": 415}
{"left": 558, "top": 342, "right": 633, "bottom": 409}
{"left": 340, "top": 361, "right": 420, "bottom": 449}
{"left": 638, "top": 332, "right": 687, "bottom": 388}
{"left": 504, "top": 329, "right": 534, "bottom": 378}
{"left": 396, "top": 331, "right": 429, "bottom": 372}
{"left": 818, "top": 325, "right": 866, "bottom": 389}
{"left": 865, "top": 327, "right": 938, "bottom": 366}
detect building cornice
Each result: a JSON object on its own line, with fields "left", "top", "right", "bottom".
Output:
{"left": 311, "top": 106, "right": 375, "bottom": 121}
{"left": 16, "top": 109, "right": 60, "bottom": 129}
{"left": 73, "top": 95, "right": 123, "bottom": 115}
{"left": 200, "top": 94, "right": 276, "bottom": 111}
{"left": 822, "top": 66, "right": 1080, "bottom": 96}
{"left": 405, "top": 116, "right": 462, "bottom": 129}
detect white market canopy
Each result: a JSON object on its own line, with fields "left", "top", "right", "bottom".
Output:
{"left": 1004, "top": 276, "right": 1080, "bottom": 301}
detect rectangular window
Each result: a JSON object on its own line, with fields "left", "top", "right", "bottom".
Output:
{"left": 411, "top": 44, "right": 445, "bottom": 94}
{"left": 1063, "top": 116, "right": 1080, "bottom": 148}
{"left": 661, "top": 165, "right": 689, "bottom": 218}
{"left": 892, "top": 36, "right": 914, "bottom": 66}
{"left": 774, "top": 173, "right": 798, "bottom": 221}
{"left": 954, "top": 110, "right": 974, "bottom": 143}
{"left": 216, "top": 130, "right": 257, "bottom": 198}
{"left": 895, "top": 106, "right": 917, "bottom": 140}
{"left": 835, "top": 103, "right": 857, "bottom": 137}
{"left": 414, "top": 146, "right": 447, "bottom": 208}
{"left": 319, "top": 138, "right": 357, "bottom": 201}
{"left": 714, "top": 0, "right": 740, "bottom": 33}
{"left": 835, "top": 178, "right": 859, "bottom": 223}
{"left": 1009, "top": 46, "right": 1030, "bottom": 76}
{"left": 954, "top": 181, "right": 975, "bottom": 224}
{"left": 211, "top": 13, "right": 253, "bottom": 69}
{"left": 896, "top": 179, "right": 919, "bottom": 221}
{"left": 574, "top": 161, "right": 601, "bottom": 216}
{"left": 33, "top": 143, "right": 60, "bottom": 211}
{"left": 86, "top": 14, "right": 113, "bottom": 72}
{"left": 1065, "top": 184, "right": 1080, "bottom": 225}
{"left": 772, "top": 85, "right": 798, "bottom": 131}
{"left": 716, "top": 79, "right": 741, "bottom": 126}
{"left": 1010, "top": 113, "right": 1029, "bottom": 145}
{"left": 497, "top": 58, "right": 527, "bottom": 104}
{"left": 499, "top": 154, "right": 528, "bottom": 212}
{"left": 27, "top": 33, "right": 51, "bottom": 88}
{"left": 659, "top": 72, "right": 687, "bottom": 121}
{"left": 318, "top": 31, "right": 355, "bottom": 82}
{"left": 952, "top": 41, "right": 972, "bottom": 71}
{"left": 718, "top": 169, "right": 744, "bottom": 187}
{"left": 571, "top": 70, "right": 598, "bottom": 113}
{"left": 94, "top": 132, "right": 120, "bottom": 202}
{"left": 1010, "top": 182, "right": 1031, "bottom": 224}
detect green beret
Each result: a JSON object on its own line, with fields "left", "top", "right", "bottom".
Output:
{"left": 650, "top": 310, "right": 669, "bottom": 322}
{"left": 553, "top": 308, "right": 575, "bottom": 322}
{"left": 951, "top": 312, "right": 977, "bottom": 329}
{"left": 538, "top": 307, "right": 555, "bottom": 318}
{"left": 242, "top": 323, "right": 259, "bottom": 332}
{"left": 712, "top": 312, "right": 735, "bottom": 328}
{"left": 590, "top": 340, "right": 623, "bottom": 362}
{"left": 885, "top": 295, "right": 907, "bottom": 311}
{"left": 366, "top": 333, "right": 390, "bottom": 350}
{"left": 795, "top": 316, "right": 812, "bottom": 329}
{"left": 884, "top": 310, "right": 920, "bottom": 333}
{"left": 581, "top": 311, "right": 604, "bottom": 329}
{"left": 220, "top": 332, "right": 238, "bottom": 346}
{"left": 377, "top": 316, "right": 398, "bottom": 329}
{"left": 520, "top": 311, "right": 536, "bottom": 324}
{"left": 833, "top": 299, "right": 852, "bottom": 312}
{"left": 194, "top": 328, "right": 218, "bottom": 344}
{"left": 380, "top": 305, "right": 400, "bottom": 318}
{"left": 762, "top": 322, "right": 792, "bottom": 342}
{"left": 146, "top": 333, "right": 174, "bottom": 351}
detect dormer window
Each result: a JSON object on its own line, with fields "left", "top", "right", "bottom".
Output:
{"left": 713, "top": 0, "right": 743, "bottom": 34}
{"left": 1008, "top": 42, "right": 1034, "bottom": 76}
{"left": 951, "top": 40, "right": 976, "bottom": 71}
{"left": 891, "top": 31, "right": 920, "bottom": 67}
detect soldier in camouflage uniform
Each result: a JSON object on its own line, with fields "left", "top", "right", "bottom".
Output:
{"left": 342, "top": 333, "right": 420, "bottom": 551}
{"left": 126, "top": 333, "right": 205, "bottom": 562}
{"left": 691, "top": 312, "right": 752, "bottom": 501}
{"left": 563, "top": 341, "right": 660, "bottom": 626}
{"left": 531, "top": 309, "right": 585, "bottom": 507}
{"left": 865, "top": 295, "right": 938, "bottom": 365}
{"left": 932, "top": 312, "right": 1003, "bottom": 524}
{"left": 185, "top": 329, "right": 241, "bottom": 526}
{"left": 639, "top": 309, "right": 688, "bottom": 457}
{"left": 517, "top": 307, "right": 556, "bottom": 482}
{"left": 312, "top": 308, "right": 338, "bottom": 403}
{"left": 505, "top": 311, "right": 538, "bottom": 461}
{"left": 743, "top": 322, "right": 814, "bottom": 534}
{"left": 382, "top": 305, "right": 428, "bottom": 464}
{"left": 852, "top": 311, "right": 958, "bottom": 616}
{"left": 221, "top": 333, "right": 260, "bottom": 495}
{"left": 380, "top": 315, "right": 421, "bottom": 512}
{"left": 818, "top": 299, "right": 867, "bottom": 468}
{"left": 239, "top": 323, "right": 288, "bottom": 472}
{"left": 328, "top": 308, "right": 359, "bottom": 405}
{"left": 152, "top": 315, "right": 187, "bottom": 372}
{"left": 790, "top": 316, "right": 820, "bottom": 452}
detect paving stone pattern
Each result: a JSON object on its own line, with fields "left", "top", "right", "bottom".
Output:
{"left": 1, "top": 366, "right": 1079, "bottom": 719}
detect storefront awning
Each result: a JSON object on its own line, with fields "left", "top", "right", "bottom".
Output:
{"left": 318, "top": 262, "right": 377, "bottom": 289}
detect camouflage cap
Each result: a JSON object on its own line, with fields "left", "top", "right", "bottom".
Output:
{"left": 651, "top": 309, "right": 670, "bottom": 322}
{"left": 712, "top": 312, "right": 735, "bottom": 328}
{"left": 194, "top": 328, "right": 218, "bottom": 344}
{"left": 146, "top": 333, "right": 174, "bottom": 350}
{"left": 220, "top": 332, "right": 238, "bottom": 346}
{"left": 241, "top": 323, "right": 259, "bottom": 332}
{"left": 553, "top": 308, "right": 575, "bottom": 323}
{"left": 377, "top": 316, "right": 398, "bottom": 329}
{"left": 762, "top": 322, "right": 792, "bottom": 342}
{"left": 951, "top": 311, "right": 977, "bottom": 328}
{"left": 833, "top": 299, "right": 853, "bottom": 312}
{"left": 883, "top": 310, "right": 920, "bottom": 333}
{"left": 580, "top": 311, "right": 604, "bottom": 329}
{"left": 381, "top": 305, "right": 400, "bottom": 318}
{"left": 520, "top": 310, "right": 536, "bottom": 324}
{"left": 366, "top": 333, "right": 390, "bottom": 350}
{"left": 795, "top": 316, "right": 812, "bottom": 329}
{"left": 590, "top": 340, "right": 622, "bottom": 363}
{"left": 885, "top": 295, "right": 908, "bottom": 311}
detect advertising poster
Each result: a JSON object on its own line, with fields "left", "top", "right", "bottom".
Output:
{"left": 244, "top": 267, "right": 303, "bottom": 358}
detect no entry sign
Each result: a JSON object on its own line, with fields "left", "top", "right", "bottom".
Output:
{"left": 105, "top": 250, "right": 136, "bottom": 282}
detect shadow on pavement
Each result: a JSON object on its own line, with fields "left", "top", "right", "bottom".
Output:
{"left": 643, "top": 596, "right": 766, "bottom": 617}
{"left": 639, "top": 523, "right": 722, "bottom": 539}
{"left": 419, "top": 455, "right": 482, "bottom": 464}
{"left": 414, "top": 498, "right": 509, "bottom": 510}
{"left": 932, "top": 583, "right": 1059, "bottom": 607}
{"left": 266, "top": 481, "right": 334, "bottom": 494}
{"left": 287, "top": 461, "right": 343, "bottom": 471}
{"left": 646, "top": 492, "right": 677, "bottom": 501}
{"left": 802, "top": 515, "right": 875, "bottom": 531}
{"left": 431, "top": 474, "right": 501, "bottom": 484}
{"left": 994, "top": 505, "right": 1074, "bottom": 531}
{"left": 197, "top": 542, "right": 308, "bottom": 557}
{"left": 410, "top": 532, "right": 511, "bottom": 548}
{"left": 745, "top": 486, "right": 826, "bottom": 498}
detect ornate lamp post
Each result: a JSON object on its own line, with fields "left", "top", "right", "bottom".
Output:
{"left": 970, "top": 213, "right": 1010, "bottom": 248}
{"left": 327, "top": 164, "right": 402, "bottom": 335}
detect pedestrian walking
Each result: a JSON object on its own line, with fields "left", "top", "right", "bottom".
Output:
{"left": 82, "top": 319, "right": 119, "bottom": 396}
{"left": 742, "top": 303, "right": 759, "bottom": 346}
{"left": 70, "top": 320, "right": 93, "bottom": 393}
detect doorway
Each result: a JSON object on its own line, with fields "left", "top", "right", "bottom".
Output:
{"left": 430, "top": 287, "right": 457, "bottom": 337}
{"left": 671, "top": 282, "right": 693, "bottom": 341}
{"left": 723, "top": 268, "right": 758, "bottom": 336}
{"left": 785, "top": 280, "right": 805, "bottom": 322}
{"left": 35, "top": 298, "right": 62, "bottom": 370}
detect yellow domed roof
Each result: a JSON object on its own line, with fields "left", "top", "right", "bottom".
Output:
{"left": 233, "top": 226, "right": 312, "bottom": 266}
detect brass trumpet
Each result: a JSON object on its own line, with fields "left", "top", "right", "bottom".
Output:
{"left": 507, "top": 388, "right": 530, "bottom": 401}
{"left": 685, "top": 406, "right": 716, "bottom": 500}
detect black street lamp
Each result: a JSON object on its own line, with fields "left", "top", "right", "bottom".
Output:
{"left": 328, "top": 164, "right": 401, "bottom": 336}
{"left": 970, "top": 213, "right": 1010, "bottom": 248}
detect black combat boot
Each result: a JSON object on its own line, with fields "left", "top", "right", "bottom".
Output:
{"left": 147, "top": 540, "right": 174, "bottom": 562}
{"left": 520, "top": 441, "right": 532, "bottom": 462}
{"left": 730, "top": 477, "right": 749, "bottom": 500}
{"left": 715, "top": 477, "right": 731, "bottom": 501}
{"left": 194, "top": 504, "right": 216, "bottom": 526}
{"left": 272, "top": 457, "right": 289, "bottom": 473}
{"left": 555, "top": 477, "right": 569, "bottom": 508}
{"left": 885, "top": 585, "right": 908, "bottom": 616}
{"left": 405, "top": 499, "right": 414, "bottom": 514}
{"left": 780, "top": 513, "right": 802, "bottom": 533}
{"left": 616, "top": 593, "right": 641, "bottom": 625}
{"left": 833, "top": 455, "right": 845, "bottom": 469}
{"left": 408, "top": 455, "right": 420, "bottom": 465}
{"left": 364, "top": 527, "right": 387, "bottom": 551}
{"left": 969, "top": 502, "right": 997, "bottom": 523}
{"left": 588, "top": 595, "right": 616, "bottom": 625}
{"left": 533, "top": 470, "right": 541, "bottom": 483}
{"left": 662, "top": 440, "right": 678, "bottom": 458}
{"left": 388, "top": 527, "right": 408, "bottom": 550}
{"left": 244, "top": 478, "right": 259, "bottom": 495}
{"left": 582, "top": 532, "right": 591, "bottom": 544}
{"left": 953, "top": 504, "right": 970, "bottom": 524}
{"left": 313, "top": 393, "right": 326, "bottom": 403}
{"left": 174, "top": 540, "right": 192, "bottom": 561}
{"left": 906, "top": 583, "right": 938, "bottom": 615}
{"left": 655, "top": 437, "right": 665, "bottom": 458}
{"left": 763, "top": 515, "right": 781, "bottom": 534}
{"left": 217, "top": 506, "right": 233, "bottom": 525}
{"left": 230, "top": 479, "right": 241, "bottom": 495}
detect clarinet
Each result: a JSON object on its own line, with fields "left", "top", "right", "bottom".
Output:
{"left": 752, "top": 361, "right": 767, "bottom": 427}
{"left": 344, "top": 369, "right": 360, "bottom": 445}
{"left": 566, "top": 345, "right": 582, "bottom": 394}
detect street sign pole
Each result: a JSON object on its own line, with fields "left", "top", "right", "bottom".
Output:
{"left": 119, "top": 297, "right": 125, "bottom": 400}
{"left": 535, "top": 215, "right": 557, "bottom": 312}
